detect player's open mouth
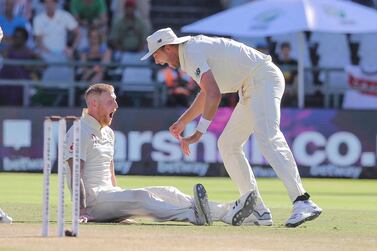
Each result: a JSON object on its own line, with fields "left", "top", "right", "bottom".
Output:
{"left": 109, "top": 112, "right": 114, "bottom": 118}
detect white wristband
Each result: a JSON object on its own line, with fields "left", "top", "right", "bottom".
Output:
{"left": 196, "top": 117, "right": 212, "bottom": 134}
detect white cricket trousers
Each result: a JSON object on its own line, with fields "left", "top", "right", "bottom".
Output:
{"left": 87, "top": 186, "right": 228, "bottom": 222}
{"left": 218, "top": 60, "right": 306, "bottom": 204}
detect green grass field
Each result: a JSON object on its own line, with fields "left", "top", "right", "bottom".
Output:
{"left": 0, "top": 173, "right": 376, "bottom": 251}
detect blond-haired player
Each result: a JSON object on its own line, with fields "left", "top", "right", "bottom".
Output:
{"left": 64, "top": 83, "right": 256, "bottom": 225}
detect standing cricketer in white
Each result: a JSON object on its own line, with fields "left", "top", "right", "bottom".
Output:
{"left": 141, "top": 28, "right": 322, "bottom": 227}
{"left": 64, "top": 83, "right": 257, "bottom": 226}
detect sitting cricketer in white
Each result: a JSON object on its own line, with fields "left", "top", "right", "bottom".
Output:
{"left": 64, "top": 83, "right": 256, "bottom": 225}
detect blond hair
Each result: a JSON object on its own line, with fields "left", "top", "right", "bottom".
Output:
{"left": 84, "top": 83, "right": 115, "bottom": 104}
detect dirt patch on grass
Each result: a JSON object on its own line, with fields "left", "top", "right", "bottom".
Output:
{"left": 0, "top": 223, "right": 376, "bottom": 251}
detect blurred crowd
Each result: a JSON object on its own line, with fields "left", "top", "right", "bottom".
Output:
{"left": 0, "top": 0, "right": 155, "bottom": 106}
{"left": 0, "top": 0, "right": 206, "bottom": 108}
{"left": 1, "top": 0, "right": 375, "bottom": 108}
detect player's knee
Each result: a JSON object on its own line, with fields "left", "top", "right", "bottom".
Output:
{"left": 217, "top": 135, "right": 227, "bottom": 153}
{"left": 218, "top": 136, "right": 242, "bottom": 155}
{"left": 255, "top": 132, "right": 286, "bottom": 153}
{"left": 132, "top": 189, "right": 151, "bottom": 201}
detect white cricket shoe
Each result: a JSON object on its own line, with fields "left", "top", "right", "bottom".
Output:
{"left": 193, "top": 183, "right": 212, "bottom": 225}
{"left": 222, "top": 191, "right": 257, "bottom": 226}
{"left": 285, "top": 200, "right": 322, "bottom": 228}
{"left": 0, "top": 208, "right": 12, "bottom": 224}
{"left": 243, "top": 208, "right": 273, "bottom": 226}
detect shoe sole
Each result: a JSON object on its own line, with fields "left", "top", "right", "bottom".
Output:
{"left": 193, "top": 184, "right": 213, "bottom": 225}
{"left": 232, "top": 191, "right": 257, "bottom": 226}
{"left": 251, "top": 211, "right": 273, "bottom": 226}
{"left": 254, "top": 220, "right": 273, "bottom": 226}
{"left": 285, "top": 210, "right": 322, "bottom": 228}
{"left": 243, "top": 218, "right": 273, "bottom": 226}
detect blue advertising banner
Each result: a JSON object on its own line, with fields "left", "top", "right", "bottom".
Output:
{"left": 0, "top": 107, "right": 376, "bottom": 178}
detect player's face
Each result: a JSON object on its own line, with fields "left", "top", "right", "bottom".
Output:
{"left": 152, "top": 45, "right": 180, "bottom": 69}
{"left": 97, "top": 91, "right": 118, "bottom": 127}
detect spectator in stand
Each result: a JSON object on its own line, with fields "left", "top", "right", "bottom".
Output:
{"left": 70, "top": 0, "right": 108, "bottom": 51}
{"left": 0, "top": 27, "right": 40, "bottom": 105}
{"left": 30, "top": 0, "right": 66, "bottom": 17}
{"left": 110, "top": 0, "right": 151, "bottom": 30}
{"left": 78, "top": 27, "right": 112, "bottom": 82}
{"left": 157, "top": 67, "right": 197, "bottom": 107}
{"left": 0, "top": 0, "right": 29, "bottom": 49}
{"left": 9, "top": 0, "right": 33, "bottom": 20}
{"left": 71, "top": 0, "right": 108, "bottom": 30}
{"left": 33, "top": 0, "right": 80, "bottom": 61}
{"left": 75, "top": 27, "right": 112, "bottom": 105}
{"left": 32, "top": 0, "right": 80, "bottom": 106}
{"left": 109, "top": 0, "right": 149, "bottom": 53}
{"left": 277, "top": 42, "right": 298, "bottom": 107}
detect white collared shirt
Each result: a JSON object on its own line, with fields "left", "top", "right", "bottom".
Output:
{"left": 65, "top": 109, "right": 119, "bottom": 204}
{"left": 178, "top": 35, "right": 271, "bottom": 93}
{"left": 33, "top": 9, "right": 78, "bottom": 52}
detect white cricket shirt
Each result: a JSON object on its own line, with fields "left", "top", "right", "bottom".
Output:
{"left": 65, "top": 109, "right": 120, "bottom": 205}
{"left": 33, "top": 9, "right": 78, "bottom": 52}
{"left": 178, "top": 35, "right": 271, "bottom": 93}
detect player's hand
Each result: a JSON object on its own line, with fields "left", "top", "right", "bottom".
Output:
{"left": 79, "top": 214, "right": 95, "bottom": 223}
{"left": 169, "top": 120, "right": 186, "bottom": 139}
{"left": 79, "top": 207, "right": 94, "bottom": 223}
{"left": 179, "top": 131, "right": 203, "bottom": 156}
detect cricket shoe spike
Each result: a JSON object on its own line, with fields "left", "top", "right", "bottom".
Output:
{"left": 222, "top": 191, "right": 257, "bottom": 226}
{"left": 285, "top": 200, "right": 322, "bottom": 228}
{"left": 193, "top": 183, "right": 212, "bottom": 225}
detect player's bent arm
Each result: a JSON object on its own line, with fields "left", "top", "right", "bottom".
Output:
{"left": 181, "top": 70, "right": 221, "bottom": 145}
{"left": 177, "top": 70, "right": 220, "bottom": 124}
{"left": 198, "top": 70, "right": 222, "bottom": 121}
{"left": 110, "top": 160, "right": 117, "bottom": 187}
{"left": 67, "top": 159, "right": 87, "bottom": 209}
{"left": 177, "top": 90, "right": 206, "bottom": 124}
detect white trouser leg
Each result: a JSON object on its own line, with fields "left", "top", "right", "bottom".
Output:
{"left": 88, "top": 187, "right": 195, "bottom": 222}
{"left": 218, "top": 102, "right": 268, "bottom": 209}
{"left": 143, "top": 186, "right": 229, "bottom": 221}
{"left": 250, "top": 62, "right": 306, "bottom": 202}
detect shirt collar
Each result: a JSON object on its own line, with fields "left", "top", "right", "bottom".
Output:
{"left": 81, "top": 108, "right": 102, "bottom": 132}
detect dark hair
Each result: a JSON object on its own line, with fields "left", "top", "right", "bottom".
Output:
{"left": 13, "top": 27, "right": 29, "bottom": 41}
{"left": 280, "top": 42, "right": 291, "bottom": 50}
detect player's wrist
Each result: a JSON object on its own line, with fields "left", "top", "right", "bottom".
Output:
{"left": 196, "top": 117, "right": 211, "bottom": 134}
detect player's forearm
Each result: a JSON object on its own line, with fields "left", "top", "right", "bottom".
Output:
{"left": 177, "top": 91, "right": 205, "bottom": 124}
{"left": 195, "top": 70, "right": 221, "bottom": 121}
{"left": 202, "top": 90, "right": 221, "bottom": 121}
